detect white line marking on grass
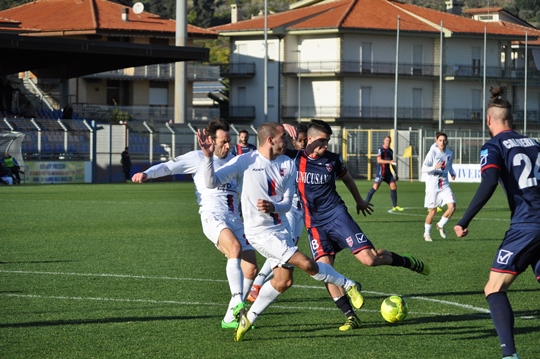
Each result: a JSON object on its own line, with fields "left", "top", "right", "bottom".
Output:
{"left": 2, "top": 270, "right": 492, "bottom": 315}
{"left": 0, "top": 293, "right": 448, "bottom": 316}
{"left": 385, "top": 208, "right": 509, "bottom": 222}
{"left": 0, "top": 270, "right": 227, "bottom": 282}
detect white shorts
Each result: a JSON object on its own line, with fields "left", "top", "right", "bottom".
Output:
{"left": 424, "top": 188, "right": 455, "bottom": 209}
{"left": 247, "top": 227, "right": 298, "bottom": 268}
{"left": 200, "top": 213, "right": 253, "bottom": 251}
{"left": 286, "top": 209, "right": 304, "bottom": 245}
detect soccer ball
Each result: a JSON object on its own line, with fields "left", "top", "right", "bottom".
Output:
{"left": 380, "top": 295, "right": 408, "bottom": 323}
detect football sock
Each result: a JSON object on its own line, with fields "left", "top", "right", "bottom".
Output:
{"left": 335, "top": 295, "right": 356, "bottom": 317}
{"left": 246, "top": 281, "right": 281, "bottom": 324}
{"left": 311, "top": 262, "right": 349, "bottom": 288}
{"left": 242, "top": 277, "right": 254, "bottom": 302}
{"left": 424, "top": 223, "right": 432, "bottom": 234}
{"left": 390, "top": 252, "right": 407, "bottom": 267}
{"left": 486, "top": 292, "right": 516, "bottom": 357}
{"left": 365, "top": 188, "right": 376, "bottom": 203}
{"left": 253, "top": 259, "right": 274, "bottom": 287}
{"left": 223, "top": 258, "right": 244, "bottom": 322}
{"left": 390, "top": 189, "right": 397, "bottom": 207}
{"left": 437, "top": 216, "right": 449, "bottom": 228}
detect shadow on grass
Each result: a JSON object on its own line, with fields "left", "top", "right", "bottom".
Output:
{"left": 0, "top": 260, "right": 74, "bottom": 264}
{"left": 0, "top": 314, "right": 215, "bottom": 328}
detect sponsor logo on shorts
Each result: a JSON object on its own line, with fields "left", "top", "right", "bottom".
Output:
{"left": 346, "top": 236, "right": 353, "bottom": 247}
{"left": 356, "top": 233, "right": 366, "bottom": 243}
{"left": 497, "top": 249, "right": 513, "bottom": 265}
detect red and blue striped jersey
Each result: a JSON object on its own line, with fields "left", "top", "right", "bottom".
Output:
{"left": 286, "top": 149, "right": 348, "bottom": 227}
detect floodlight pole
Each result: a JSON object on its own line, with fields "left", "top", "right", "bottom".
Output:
{"left": 175, "top": 0, "right": 188, "bottom": 123}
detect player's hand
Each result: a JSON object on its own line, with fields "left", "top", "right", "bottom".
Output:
{"left": 257, "top": 199, "right": 275, "bottom": 213}
{"left": 356, "top": 200, "right": 374, "bottom": 216}
{"left": 454, "top": 225, "right": 468, "bottom": 237}
{"left": 395, "top": 175, "right": 399, "bottom": 181}
{"left": 283, "top": 123, "right": 297, "bottom": 140}
{"left": 451, "top": 174, "right": 456, "bottom": 181}
{"left": 131, "top": 172, "right": 147, "bottom": 183}
{"left": 197, "top": 129, "right": 214, "bottom": 157}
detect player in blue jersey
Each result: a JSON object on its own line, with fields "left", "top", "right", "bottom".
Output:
{"left": 454, "top": 87, "right": 540, "bottom": 359}
{"left": 365, "top": 136, "right": 404, "bottom": 211}
{"left": 230, "top": 129, "right": 257, "bottom": 156}
{"left": 285, "top": 119, "right": 430, "bottom": 331}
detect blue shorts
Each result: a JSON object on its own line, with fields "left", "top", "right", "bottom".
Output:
{"left": 374, "top": 170, "right": 395, "bottom": 185}
{"left": 491, "top": 224, "right": 540, "bottom": 282}
{"left": 307, "top": 212, "right": 374, "bottom": 261}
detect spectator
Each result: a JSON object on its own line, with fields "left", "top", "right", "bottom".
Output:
{"left": 1, "top": 162, "right": 13, "bottom": 185}
{"left": 1, "top": 152, "right": 21, "bottom": 184}
{"left": 121, "top": 147, "right": 132, "bottom": 182}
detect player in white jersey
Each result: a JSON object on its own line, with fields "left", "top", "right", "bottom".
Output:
{"left": 131, "top": 118, "right": 257, "bottom": 329}
{"left": 197, "top": 122, "right": 364, "bottom": 342}
{"left": 422, "top": 132, "right": 456, "bottom": 241}
{"left": 246, "top": 124, "right": 308, "bottom": 302}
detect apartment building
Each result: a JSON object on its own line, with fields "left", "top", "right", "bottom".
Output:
{"left": 213, "top": 0, "right": 540, "bottom": 132}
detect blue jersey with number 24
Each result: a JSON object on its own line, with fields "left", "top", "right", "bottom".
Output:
{"left": 480, "top": 130, "right": 540, "bottom": 225}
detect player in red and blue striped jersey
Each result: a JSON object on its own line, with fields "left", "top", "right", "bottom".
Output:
{"left": 365, "top": 136, "right": 403, "bottom": 211}
{"left": 455, "top": 87, "right": 540, "bottom": 359}
{"left": 230, "top": 129, "right": 257, "bottom": 156}
{"left": 285, "top": 119, "right": 430, "bottom": 331}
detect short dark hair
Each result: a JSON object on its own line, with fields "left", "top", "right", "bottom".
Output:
{"left": 296, "top": 123, "right": 308, "bottom": 134}
{"left": 308, "top": 119, "right": 332, "bottom": 135}
{"left": 206, "top": 118, "right": 230, "bottom": 140}
{"left": 435, "top": 131, "right": 447, "bottom": 140}
{"left": 258, "top": 122, "right": 282, "bottom": 143}
{"left": 239, "top": 129, "right": 249, "bottom": 136}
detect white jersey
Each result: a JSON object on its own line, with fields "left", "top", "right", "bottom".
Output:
{"left": 204, "top": 151, "right": 297, "bottom": 237}
{"left": 422, "top": 146, "right": 455, "bottom": 192}
{"left": 144, "top": 150, "right": 241, "bottom": 217}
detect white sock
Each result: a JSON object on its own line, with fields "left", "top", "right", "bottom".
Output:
{"left": 243, "top": 278, "right": 254, "bottom": 301}
{"left": 253, "top": 259, "right": 274, "bottom": 287}
{"left": 246, "top": 281, "right": 281, "bottom": 324}
{"left": 223, "top": 258, "right": 243, "bottom": 323}
{"left": 310, "top": 262, "right": 350, "bottom": 288}
{"left": 437, "top": 216, "right": 449, "bottom": 228}
{"left": 424, "top": 223, "right": 432, "bottom": 234}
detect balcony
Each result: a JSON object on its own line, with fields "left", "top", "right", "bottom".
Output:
{"left": 281, "top": 61, "right": 540, "bottom": 81}
{"left": 229, "top": 106, "right": 256, "bottom": 121}
{"left": 83, "top": 63, "right": 221, "bottom": 81}
{"left": 219, "top": 63, "right": 256, "bottom": 78}
{"left": 281, "top": 106, "right": 496, "bottom": 122}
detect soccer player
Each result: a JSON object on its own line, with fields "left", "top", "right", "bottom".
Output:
{"left": 422, "top": 132, "right": 456, "bottom": 241}
{"left": 197, "top": 122, "right": 364, "bottom": 341}
{"left": 454, "top": 87, "right": 540, "bottom": 359}
{"left": 230, "top": 129, "right": 257, "bottom": 156}
{"left": 246, "top": 123, "right": 308, "bottom": 302}
{"left": 131, "top": 118, "right": 257, "bottom": 330}
{"left": 285, "top": 119, "right": 429, "bottom": 331}
{"left": 365, "top": 136, "right": 403, "bottom": 212}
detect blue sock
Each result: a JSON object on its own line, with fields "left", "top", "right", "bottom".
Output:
{"left": 486, "top": 292, "right": 516, "bottom": 357}
{"left": 366, "top": 188, "right": 375, "bottom": 203}
{"left": 390, "top": 189, "right": 397, "bottom": 207}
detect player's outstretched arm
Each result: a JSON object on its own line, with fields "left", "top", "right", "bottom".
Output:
{"left": 454, "top": 225, "right": 468, "bottom": 237}
{"left": 131, "top": 172, "right": 148, "bottom": 183}
{"left": 341, "top": 171, "right": 373, "bottom": 216}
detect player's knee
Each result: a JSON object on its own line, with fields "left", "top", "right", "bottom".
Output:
{"left": 272, "top": 277, "right": 293, "bottom": 292}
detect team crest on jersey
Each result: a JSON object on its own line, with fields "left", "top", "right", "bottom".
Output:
{"left": 480, "top": 149, "right": 489, "bottom": 167}
{"left": 346, "top": 236, "right": 353, "bottom": 247}
{"left": 280, "top": 168, "right": 285, "bottom": 177}
{"left": 325, "top": 163, "right": 333, "bottom": 172}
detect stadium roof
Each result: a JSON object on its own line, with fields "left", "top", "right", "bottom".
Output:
{"left": 0, "top": 0, "right": 215, "bottom": 78}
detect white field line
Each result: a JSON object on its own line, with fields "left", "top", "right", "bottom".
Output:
{"left": 1, "top": 269, "right": 490, "bottom": 316}
{"left": 385, "top": 207, "right": 510, "bottom": 222}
